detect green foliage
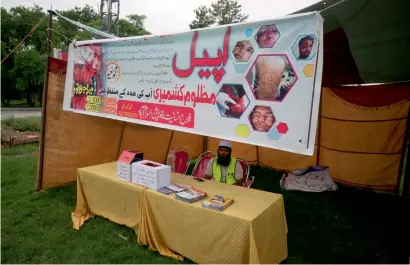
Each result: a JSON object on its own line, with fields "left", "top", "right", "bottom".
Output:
{"left": 1, "top": 4, "right": 150, "bottom": 105}
{"left": 190, "top": 0, "right": 249, "bottom": 29}
{"left": 1, "top": 116, "right": 41, "bottom": 132}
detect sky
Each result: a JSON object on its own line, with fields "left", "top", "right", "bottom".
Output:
{"left": 1, "top": 0, "right": 322, "bottom": 35}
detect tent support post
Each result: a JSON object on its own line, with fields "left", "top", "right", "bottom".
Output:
{"left": 402, "top": 136, "right": 409, "bottom": 197}
{"left": 397, "top": 104, "right": 410, "bottom": 196}
{"left": 256, "top": 145, "right": 260, "bottom": 167}
{"left": 36, "top": 9, "right": 53, "bottom": 192}
{"left": 203, "top": 136, "right": 208, "bottom": 153}
{"left": 165, "top": 130, "right": 175, "bottom": 163}
{"left": 316, "top": 88, "right": 324, "bottom": 165}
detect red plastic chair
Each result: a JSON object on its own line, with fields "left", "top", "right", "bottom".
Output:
{"left": 236, "top": 158, "right": 250, "bottom": 185}
{"left": 174, "top": 147, "right": 191, "bottom": 175}
{"left": 243, "top": 176, "right": 255, "bottom": 188}
{"left": 191, "top": 151, "right": 216, "bottom": 178}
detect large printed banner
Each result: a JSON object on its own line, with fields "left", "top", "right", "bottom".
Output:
{"left": 63, "top": 12, "right": 323, "bottom": 155}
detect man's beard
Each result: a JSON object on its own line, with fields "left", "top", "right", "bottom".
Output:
{"left": 217, "top": 154, "right": 231, "bottom": 166}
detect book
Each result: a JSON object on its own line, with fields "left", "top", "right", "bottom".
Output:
{"left": 202, "top": 195, "right": 234, "bottom": 211}
{"left": 157, "top": 187, "right": 174, "bottom": 195}
{"left": 165, "top": 184, "right": 187, "bottom": 193}
{"left": 157, "top": 183, "right": 194, "bottom": 195}
{"left": 175, "top": 187, "right": 207, "bottom": 203}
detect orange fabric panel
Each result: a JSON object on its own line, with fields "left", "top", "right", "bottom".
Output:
{"left": 319, "top": 147, "right": 399, "bottom": 192}
{"left": 120, "top": 123, "right": 173, "bottom": 163}
{"left": 169, "top": 131, "right": 204, "bottom": 159}
{"left": 259, "top": 145, "right": 318, "bottom": 171}
{"left": 322, "top": 87, "right": 409, "bottom": 121}
{"left": 206, "top": 137, "right": 258, "bottom": 163}
{"left": 320, "top": 118, "right": 406, "bottom": 153}
{"left": 41, "top": 73, "right": 124, "bottom": 189}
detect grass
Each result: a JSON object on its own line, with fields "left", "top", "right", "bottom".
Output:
{"left": 1, "top": 144, "right": 409, "bottom": 263}
{"left": 1, "top": 99, "right": 40, "bottom": 108}
{"left": 1, "top": 116, "right": 41, "bottom": 132}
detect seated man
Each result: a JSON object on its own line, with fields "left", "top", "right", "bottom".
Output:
{"left": 205, "top": 140, "right": 244, "bottom": 186}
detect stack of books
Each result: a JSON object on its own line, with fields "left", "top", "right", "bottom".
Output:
{"left": 202, "top": 195, "right": 234, "bottom": 211}
{"left": 157, "top": 184, "right": 192, "bottom": 195}
{"left": 175, "top": 187, "right": 207, "bottom": 203}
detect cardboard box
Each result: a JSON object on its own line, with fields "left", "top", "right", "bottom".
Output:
{"left": 117, "top": 150, "right": 144, "bottom": 182}
{"left": 132, "top": 160, "right": 171, "bottom": 190}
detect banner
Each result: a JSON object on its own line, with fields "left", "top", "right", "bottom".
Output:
{"left": 63, "top": 12, "right": 323, "bottom": 155}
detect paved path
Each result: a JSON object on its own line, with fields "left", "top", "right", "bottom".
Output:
{"left": 1, "top": 108, "right": 42, "bottom": 118}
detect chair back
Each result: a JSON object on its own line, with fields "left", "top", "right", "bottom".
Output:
{"left": 174, "top": 147, "right": 191, "bottom": 175}
{"left": 243, "top": 176, "right": 255, "bottom": 188}
{"left": 236, "top": 158, "right": 250, "bottom": 184}
{"left": 191, "top": 151, "right": 216, "bottom": 178}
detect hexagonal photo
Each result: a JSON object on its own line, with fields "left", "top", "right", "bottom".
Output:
{"left": 232, "top": 40, "right": 254, "bottom": 63}
{"left": 216, "top": 84, "right": 250, "bottom": 119}
{"left": 255, "top": 25, "right": 280, "bottom": 49}
{"left": 248, "top": 105, "right": 276, "bottom": 132}
{"left": 291, "top": 34, "right": 317, "bottom": 60}
{"left": 246, "top": 55, "right": 297, "bottom": 101}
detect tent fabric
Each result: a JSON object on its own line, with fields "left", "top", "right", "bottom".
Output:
{"left": 329, "top": 82, "right": 410, "bottom": 107}
{"left": 39, "top": 71, "right": 124, "bottom": 189}
{"left": 37, "top": 69, "right": 409, "bottom": 192}
{"left": 294, "top": 0, "right": 410, "bottom": 84}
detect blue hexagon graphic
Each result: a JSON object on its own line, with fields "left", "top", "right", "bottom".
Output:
{"left": 267, "top": 126, "right": 282, "bottom": 141}
{"left": 244, "top": 28, "right": 253, "bottom": 37}
{"left": 291, "top": 34, "right": 318, "bottom": 60}
{"left": 254, "top": 24, "right": 281, "bottom": 49}
{"left": 216, "top": 83, "right": 250, "bottom": 119}
{"left": 232, "top": 40, "right": 255, "bottom": 64}
{"left": 233, "top": 62, "right": 251, "bottom": 73}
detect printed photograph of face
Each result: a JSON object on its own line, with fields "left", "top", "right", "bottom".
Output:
{"left": 292, "top": 34, "right": 317, "bottom": 60}
{"left": 232, "top": 40, "right": 254, "bottom": 63}
{"left": 246, "top": 55, "right": 297, "bottom": 101}
{"left": 255, "top": 25, "right": 279, "bottom": 48}
{"left": 248, "top": 105, "right": 276, "bottom": 132}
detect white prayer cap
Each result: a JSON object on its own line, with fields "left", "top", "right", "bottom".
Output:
{"left": 219, "top": 140, "right": 232, "bottom": 149}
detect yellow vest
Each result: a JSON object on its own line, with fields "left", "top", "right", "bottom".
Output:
{"left": 212, "top": 157, "right": 237, "bottom": 185}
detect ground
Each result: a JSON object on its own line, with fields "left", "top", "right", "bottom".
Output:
{"left": 1, "top": 116, "right": 40, "bottom": 147}
{"left": 1, "top": 117, "right": 409, "bottom": 263}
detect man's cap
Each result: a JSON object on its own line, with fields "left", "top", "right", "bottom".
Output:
{"left": 219, "top": 140, "right": 232, "bottom": 149}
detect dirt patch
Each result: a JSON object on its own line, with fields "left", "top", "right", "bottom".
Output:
{"left": 1, "top": 127, "right": 40, "bottom": 148}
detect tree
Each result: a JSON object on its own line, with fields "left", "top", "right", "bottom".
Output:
{"left": 189, "top": 0, "right": 248, "bottom": 29}
{"left": 118, "top": 14, "right": 150, "bottom": 37}
{"left": 126, "top": 14, "right": 147, "bottom": 29}
{"left": 12, "top": 50, "right": 46, "bottom": 106}
{"left": 210, "top": 0, "right": 248, "bottom": 25}
{"left": 189, "top": 6, "right": 213, "bottom": 30}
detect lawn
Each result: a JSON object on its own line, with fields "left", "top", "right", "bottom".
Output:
{"left": 1, "top": 99, "right": 41, "bottom": 108}
{"left": 1, "top": 116, "right": 41, "bottom": 132}
{"left": 1, "top": 144, "right": 409, "bottom": 263}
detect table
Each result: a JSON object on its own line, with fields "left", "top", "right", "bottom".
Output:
{"left": 72, "top": 162, "right": 288, "bottom": 264}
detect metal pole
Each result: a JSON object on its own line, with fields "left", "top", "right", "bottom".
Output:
{"left": 36, "top": 9, "right": 53, "bottom": 191}
{"left": 397, "top": 104, "right": 410, "bottom": 195}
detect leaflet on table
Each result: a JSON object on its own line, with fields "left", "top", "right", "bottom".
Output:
{"left": 63, "top": 12, "right": 324, "bottom": 156}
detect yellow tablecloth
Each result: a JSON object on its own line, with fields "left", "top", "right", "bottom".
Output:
{"left": 72, "top": 162, "right": 288, "bottom": 264}
{"left": 71, "top": 162, "right": 185, "bottom": 232}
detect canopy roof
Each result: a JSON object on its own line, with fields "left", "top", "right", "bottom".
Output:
{"left": 293, "top": 0, "right": 410, "bottom": 84}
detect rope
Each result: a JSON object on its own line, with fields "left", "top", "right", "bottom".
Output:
{"left": 1, "top": 15, "right": 48, "bottom": 64}
{"left": 51, "top": 29, "right": 72, "bottom": 42}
